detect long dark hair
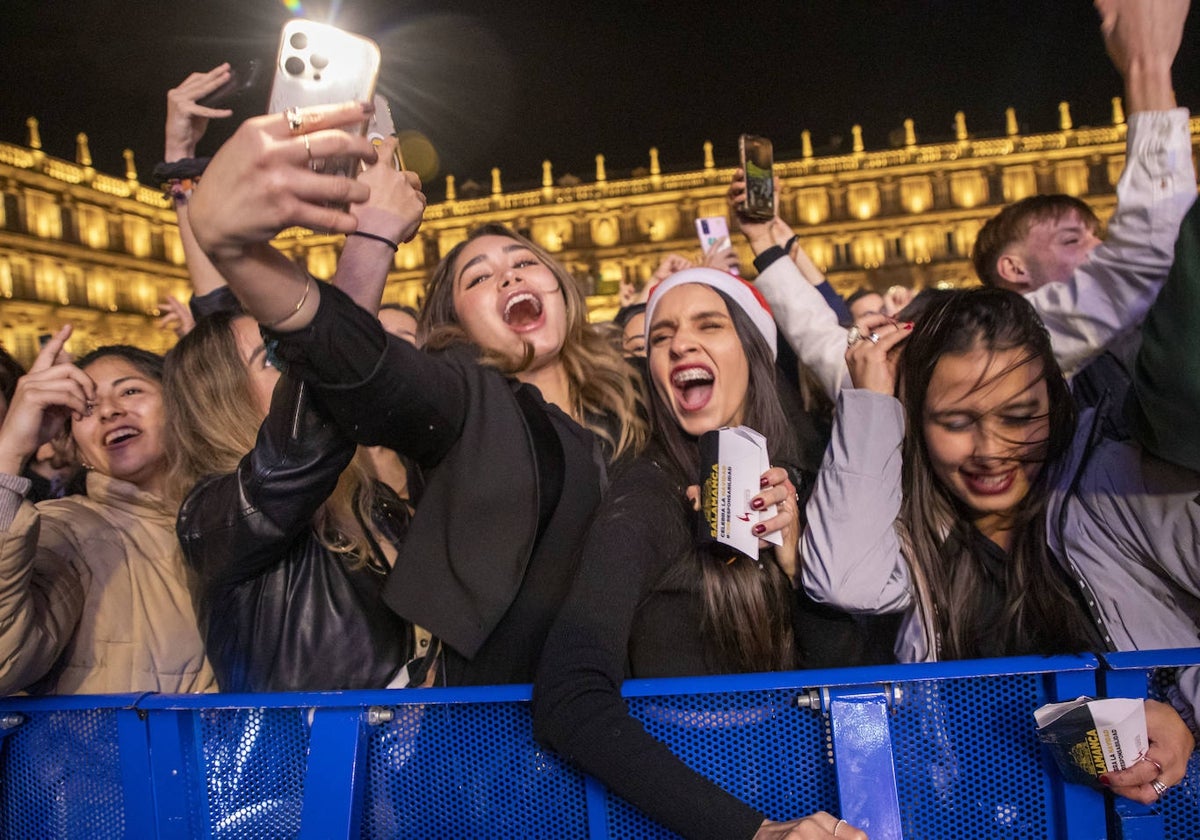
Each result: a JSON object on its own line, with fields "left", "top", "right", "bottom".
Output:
{"left": 647, "top": 286, "right": 799, "bottom": 672}
{"left": 898, "top": 287, "right": 1093, "bottom": 658}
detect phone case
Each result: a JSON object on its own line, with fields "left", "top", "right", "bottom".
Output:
{"left": 366, "top": 93, "right": 404, "bottom": 170}
{"left": 267, "top": 19, "right": 381, "bottom": 178}
{"left": 695, "top": 216, "right": 730, "bottom": 254}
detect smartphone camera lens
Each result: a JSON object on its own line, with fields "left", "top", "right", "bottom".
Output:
{"left": 284, "top": 56, "right": 305, "bottom": 76}
{"left": 310, "top": 53, "right": 329, "bottom": 70}
{"left": 290, "top": 32, "right": 309, "bottom": 50}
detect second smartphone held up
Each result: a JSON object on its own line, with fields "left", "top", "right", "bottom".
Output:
{"left": 738, "top": 134, "right": 775, "bottom": 222}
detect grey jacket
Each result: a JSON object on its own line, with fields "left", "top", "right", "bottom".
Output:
{"left": 802, "top": 389, "right": 1200, "bottom": 714}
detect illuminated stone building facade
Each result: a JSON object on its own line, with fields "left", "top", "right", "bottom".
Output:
{"left": 1, "top": 105, "right": 1198, "bottom": 365}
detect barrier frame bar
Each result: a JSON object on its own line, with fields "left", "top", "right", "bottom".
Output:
{"left": 0, "top": 654, "right": 1112, "bottom": 839}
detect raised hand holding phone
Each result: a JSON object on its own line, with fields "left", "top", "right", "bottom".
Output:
{"left": 268, "top": 19, "right": 381, "bottom": 180}
{"left": 738, "top": 134, "right": 775, "bottom": 221}
{"left": 165, "top": 64, "right": 236, "bottom": 161}
{"left": 189, "top": 100, "right": 378, "bottom": 259}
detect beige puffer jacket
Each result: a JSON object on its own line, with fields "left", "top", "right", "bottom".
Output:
{"left": 0, "top": 471, "right": 215, "bottom": 695}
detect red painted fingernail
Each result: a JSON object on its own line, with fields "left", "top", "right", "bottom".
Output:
{"left": 904, "top": 322, "right": 914, "bottom": 331}
{"left": 360, "top": 100, "right": 376, "bottom": 115}
{"left": 753, "top": 524, "right": 766, "bottom": 535}
{"left": 1098, "top": 775, "right": 1111, "bottom": 787}
{"left": 751, "top": 498, "right": 765, "bottom": 510}
{"left": 760, "top": 476, "right": 770, "bottom": 488}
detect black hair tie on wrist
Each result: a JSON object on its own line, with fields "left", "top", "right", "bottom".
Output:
{"left": 348, "top": 230, "right": 400, "bottom": 252}
{"left": 152, "top": 157, "right": 211, "bottom": 182}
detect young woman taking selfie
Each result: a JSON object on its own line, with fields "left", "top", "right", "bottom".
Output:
{"left": 184, "top": 101, "right": 645, "bottom": 685}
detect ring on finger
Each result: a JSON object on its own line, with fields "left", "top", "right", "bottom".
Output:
{"left": 285, "top": 106, "right": 304, "bottom": 134}
{"left": 833, "top": 817, "right": 846, "bottom": 836}
{"left": 302, "top": 133, "right": 316, "bottom": 169}
{"left": 847, "top": 326, "right": 863, "bottom": 347}
{"left": 868, "top": 331, "right": 881, "bottom": 344}
{"left": 1151, "top": 778, "right": 1168, "bottom": 797}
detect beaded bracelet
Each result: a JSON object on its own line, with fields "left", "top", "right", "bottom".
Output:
{"left": 164, "top": 177, "right": 198, "bottom": 202}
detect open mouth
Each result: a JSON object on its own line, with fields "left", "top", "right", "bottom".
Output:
{"left": 960, "top": 468, "right": 1015, "bottom": 496}
{"left": 104, "top": 427, "right": 141, "bottom": 449}
{"left": 503, "top": 292, "right": 544, "bottom": 331}
{"left": 671, "top": 365, "right": 715, "bottom": 411}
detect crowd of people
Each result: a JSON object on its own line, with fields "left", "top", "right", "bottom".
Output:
{"left": 0, "top": 0, "right": 1197, "bottom": 837}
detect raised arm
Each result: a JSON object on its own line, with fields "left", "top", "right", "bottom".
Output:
{"left": 728, "top": 172, "right": 853, "bottom": 401}
{"left": 802, "top": 314, "right": 923, "bottom": 653}
{"left": 187, "top": 101, "right": 379, "bottom": 332}
{"left": 164, "top": 65, "right": 236, "bottom": 302}
{"left": 333, "top": 135, "right": 426, "bottom": 314}
{"left": 0, "top": 328, "right": 92, "bottom": 692}
{"left": 1032, "top": 0, "right": 1195, "bottom": 378}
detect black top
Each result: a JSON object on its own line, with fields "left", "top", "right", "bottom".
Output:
{"left": 269, "top": 282, "right": 608, "bottom": 684}
{"left": 533, "top": 454, "right": 896, "bottom": 840}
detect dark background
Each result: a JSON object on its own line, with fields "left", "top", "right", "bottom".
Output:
{"left": 4, "top": 1, "right": 1197, "bottom": 200}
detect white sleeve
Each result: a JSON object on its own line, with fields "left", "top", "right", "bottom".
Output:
{"left": 802, "top": 388, "right": 913, "bottom": 614}
{"left": 1030, "top": 108, "right": 1197, "bottom": 379}
{"left": 753, "top": 256, "right": 853, "bottom": 402}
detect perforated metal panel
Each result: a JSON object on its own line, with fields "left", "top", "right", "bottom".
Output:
{"left": 195, "top": 707, "right": 310, "bottom": 839}
{"left": 359, "top": 700, "right": 588, "bottom": 839}
{"left": 0, "top": 709, "right": 125, "bottom": 839}
{"left": 890, "top": 673, "right": 1059, "bottom": 839}
{"left": 603, "top": 688, "right": 838, "bottom": 839}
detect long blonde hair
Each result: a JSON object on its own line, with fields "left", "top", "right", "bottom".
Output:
{"left": 420, "top": 224, "right": 646, "bottom": 459}
{"left": 163, "top": 310, "right": 378, "bottom": 559}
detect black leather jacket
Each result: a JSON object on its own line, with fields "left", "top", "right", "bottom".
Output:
{"left": 176, "top": 373, "right": 411, "bottom": 692}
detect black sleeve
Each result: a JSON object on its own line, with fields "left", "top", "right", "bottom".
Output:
{"left": 189, "top": 286, "right": 243, "bottom": 320}
{"left": 266, "top": 281, "right": 469, "bottom": 467}
{"left": 752, "top": 245, "right": 788, "bottom": 275}
{"left": 532, "top": 459, "right": 765, "bottom": 840}
{"left": 177, "top": 373, "right": 355, "bottom": 588}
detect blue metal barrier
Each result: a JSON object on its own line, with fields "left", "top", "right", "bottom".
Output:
{"left": 0, "top": 652, "right": 1197, "bottom": 839}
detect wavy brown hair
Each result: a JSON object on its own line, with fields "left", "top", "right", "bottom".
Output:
{"left": 646, "top": 287, "right": 799, "bottom": 672}
{"left": 163, "top": 311, "right": 377, "bottom": 560}
{"left": 897, "top": 288, "right": 1094, "bottom": 659}
{"left": 420, "top": 223, "right": 646, "bottom": 459}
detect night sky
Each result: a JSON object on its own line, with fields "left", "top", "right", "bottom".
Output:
{"left": 4, "top": 1, "right": 1198, "bottom": 201}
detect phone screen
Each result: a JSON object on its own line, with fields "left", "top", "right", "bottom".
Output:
{"left": 739, "top": 134, "right": 775, "bottom": 221}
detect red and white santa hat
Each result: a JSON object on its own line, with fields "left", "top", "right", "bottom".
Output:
{"left": 645, "top": 268, "right": 777, "bottom": 359}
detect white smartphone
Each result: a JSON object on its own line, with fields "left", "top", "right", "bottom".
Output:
{"left": 695, "top": 216, "right": 739, "bottom": 276}
{"left": 267, "top": 19, "right": 381, "bottom": 179}
{"left": 695, "top": 216, "right": 730, "bottom": 253}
